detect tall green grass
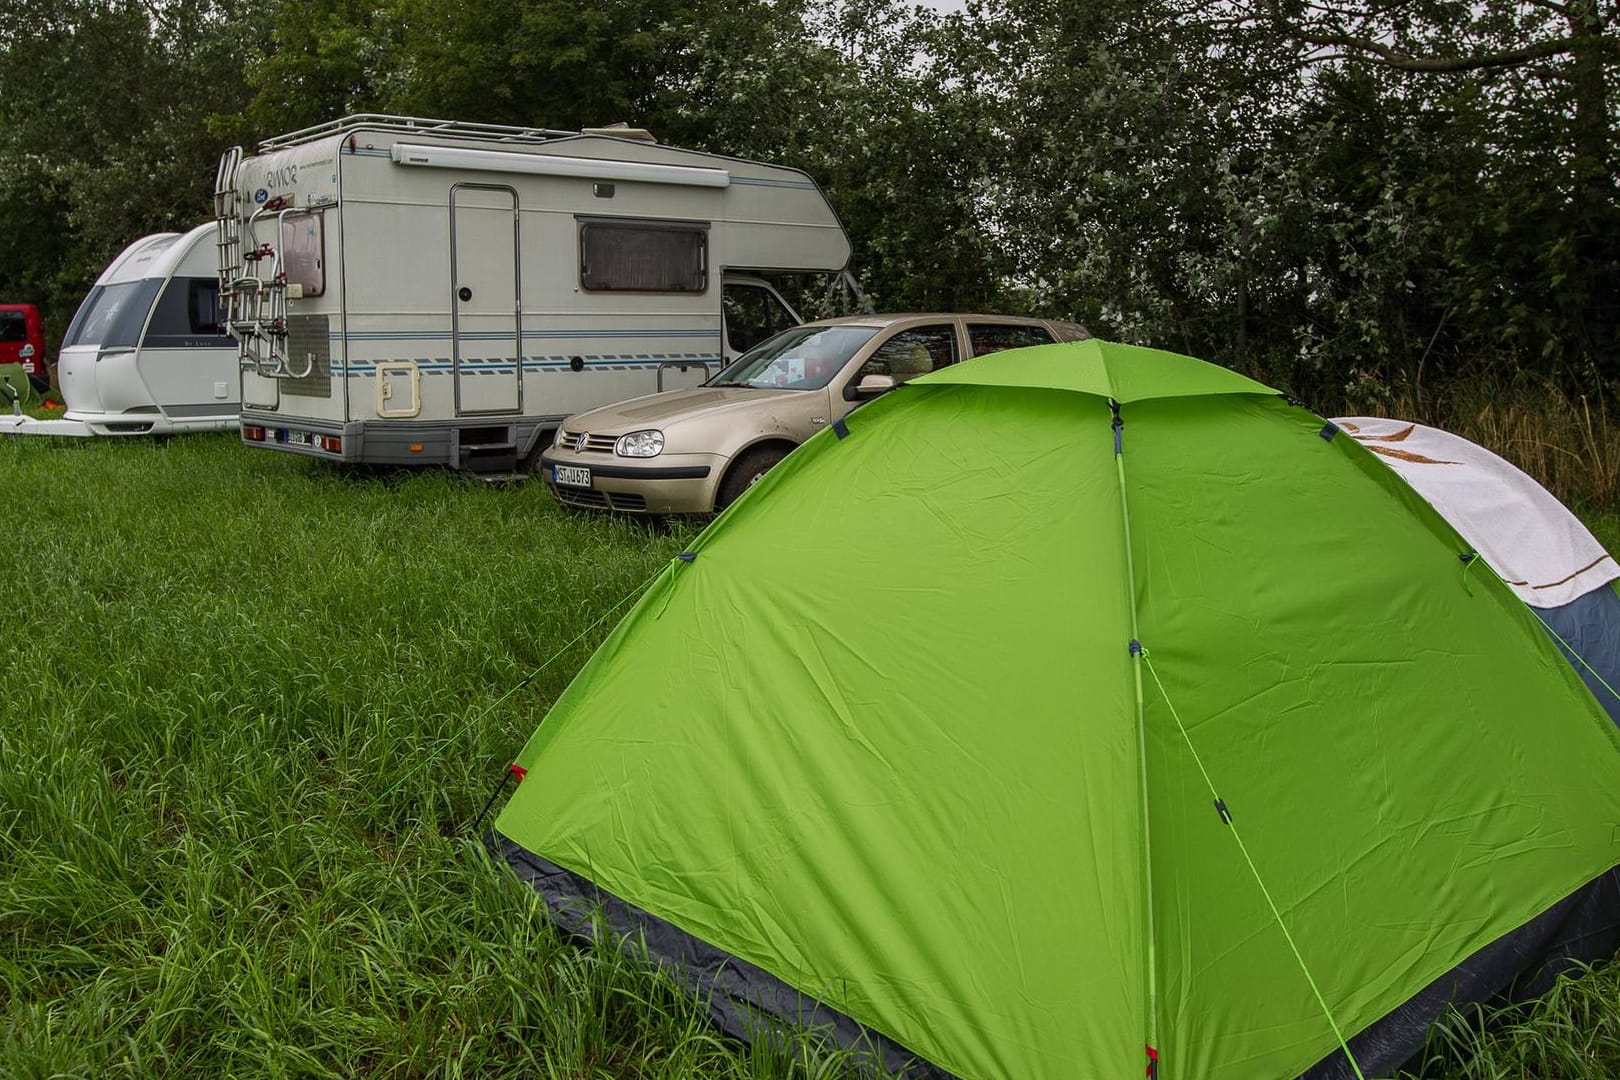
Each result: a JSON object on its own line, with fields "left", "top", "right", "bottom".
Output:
{"left": 0, "top": 434, "right": 871, "bottom": 1078}
{"left": 1, "top": 428, "right": 1617, "bottom": 1079}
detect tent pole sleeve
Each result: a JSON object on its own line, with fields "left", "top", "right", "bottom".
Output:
{"left": 1109, "top": 398, "right": 1160, "bottom": 1067}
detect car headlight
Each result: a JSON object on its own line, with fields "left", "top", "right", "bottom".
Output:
{"left": 615, "top": 429, "right": 664, "bottom": 457}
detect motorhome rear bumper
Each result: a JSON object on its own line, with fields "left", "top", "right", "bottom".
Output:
{"left": 239, "top": 415, "right": 559, "bottom": 468}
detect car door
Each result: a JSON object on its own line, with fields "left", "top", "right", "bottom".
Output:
{"left": 835, "top": 322, "right": 962, "bottom": 412}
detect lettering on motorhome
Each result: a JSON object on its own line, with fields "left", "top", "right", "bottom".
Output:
{"left": 264, "top": 164, "right": 299, "bottom": 188}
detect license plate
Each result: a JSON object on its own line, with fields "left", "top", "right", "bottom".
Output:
{"left": 284, "top": 429, "right": 311, "bottom": 446}
{"left": 553, "top": 464, "right": 591, "bottom": 488}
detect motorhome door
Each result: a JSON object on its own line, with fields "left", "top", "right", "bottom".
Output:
{"left": 450, "top": 184, "right": 521, "bottom": 416}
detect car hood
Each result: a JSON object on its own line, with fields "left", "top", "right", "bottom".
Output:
{"left": 563, "top": 385, "right": 816, "bottom": 433}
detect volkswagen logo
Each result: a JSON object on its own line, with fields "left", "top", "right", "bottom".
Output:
{"left": 575, "top": 432, "right": 590, "bottom": 453}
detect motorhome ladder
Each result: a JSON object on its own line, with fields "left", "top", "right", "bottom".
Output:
{"left": 214, "top": 147, "right": 310, "bottom": 381}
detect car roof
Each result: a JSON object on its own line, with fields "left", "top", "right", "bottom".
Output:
{"left": 797, "top": 312, "right": 1069, "bottom": 330}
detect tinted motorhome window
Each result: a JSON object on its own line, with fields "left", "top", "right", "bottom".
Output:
{"left": 0, "top": 312, "right": 24, "bottom": 342}
{"left": 64, "top": 279, "right": 162, "bottom": 348}
{"left": 145, "top": 278, "right": 232, "bottom": 347}
{"left": 579, "top": 220, "right": 707, "bottom": 292}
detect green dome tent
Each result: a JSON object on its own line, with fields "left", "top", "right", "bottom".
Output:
{"left": 495, "top": 340, "right": 1620, "bottom": 1079}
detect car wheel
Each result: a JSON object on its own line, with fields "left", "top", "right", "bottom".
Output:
{"left": 715, "top": 446, "right": 789, "bottom": 511}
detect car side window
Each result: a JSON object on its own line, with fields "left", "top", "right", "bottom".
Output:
{"left": 968, "top": 323, "right": 1054, "bottom": 357}
{"left": 723, "top": 284, "right": 795, "bottom": 356}
{"left": 854, "top": 325, "right": 960, "bottom": 386}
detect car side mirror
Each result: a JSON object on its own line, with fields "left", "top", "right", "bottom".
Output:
{"left": 854, "top": 374, "right": 896, "bottom": 396}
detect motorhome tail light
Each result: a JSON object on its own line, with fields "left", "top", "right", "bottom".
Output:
{"left": 314, "top": 434, "right": 342, "bottom": 453}
{"left": 243, "top": 425, "right": 267, "bottom": 441}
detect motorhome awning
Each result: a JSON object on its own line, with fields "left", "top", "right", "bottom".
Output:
{"left": 390, "top": 144, "right": 731, "bottom": 188}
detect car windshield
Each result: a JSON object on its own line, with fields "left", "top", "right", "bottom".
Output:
{"left": 62, "top": 279, "right": 163, "bottom": 349}
{"left": 709, "top": 325, "right": 879, "bottom": 391}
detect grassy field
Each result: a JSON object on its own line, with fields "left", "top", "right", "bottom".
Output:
{"left": 2, "top": 429, "right": 1618, "bottom": 1079}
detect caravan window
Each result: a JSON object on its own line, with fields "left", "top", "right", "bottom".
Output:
{"left": 144, "top": 278, "right": 232, "bottom": 348}
{"left": 62, "top": 279, "right": 163, "bottom": 349}
{"left": 280, "top": 212, "right": 326, "bottom": 297}
{"left": 579, "top": 219, "right": 708, "bottom": 293}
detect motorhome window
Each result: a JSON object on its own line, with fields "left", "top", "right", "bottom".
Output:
{"left": 723, "top": 284, "right": 795, "bottom": 355}
{"left": 144, "top": 278, "right": 232, "bottom": 347}
{"left": 280, "top": 212, "right": 326, "bottom": 297}
{"left": 579, "top": 220, "right": 707, "bottom": 292}
{"left": 0, "top": 312, "right": 24, "bottom": 342}
{"left": 62, "top": 279, "right": 162, "bottom": 348}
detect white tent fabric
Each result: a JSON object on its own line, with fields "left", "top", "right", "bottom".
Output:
{"left": 1335, "top": 417, "right": 1618, "bottom": 609}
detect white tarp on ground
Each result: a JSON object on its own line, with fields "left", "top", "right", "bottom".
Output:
{"left": 1335, "top": 416, "right": 1617, "bottom": 609}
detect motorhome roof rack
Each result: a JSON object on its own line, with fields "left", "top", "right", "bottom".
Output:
{"left": 258, "top": 114, "right": 579, "bottom": 152}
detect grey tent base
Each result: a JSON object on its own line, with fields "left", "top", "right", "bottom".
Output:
{"left": 495, "top": 833, "right": 951, "bottom": 1079}
{"left": 1303, "top": 864, "right": 1620, "bottom": 1079}
{"left": 497, "top": 833, "right": 1620, "bottom": 1080}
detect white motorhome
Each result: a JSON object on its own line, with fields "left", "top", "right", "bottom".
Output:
{"left": 214, "top": 115, "right": 854, "bottom": 471}
{"left": 54, "top": 223, "right": 240, "bottom": 434}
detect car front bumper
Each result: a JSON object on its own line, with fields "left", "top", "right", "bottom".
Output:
{"left": 540, "top": 449, "right": 723, "bottom": 514}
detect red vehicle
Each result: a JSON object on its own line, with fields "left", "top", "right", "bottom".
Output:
{"left": 0, "top": 304, "right": 48, "bottom": 393}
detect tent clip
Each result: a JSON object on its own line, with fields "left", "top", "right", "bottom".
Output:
{"left": 677, "top": 551, "right": 697, "bottom": 564}
{"left": 1319, "top": 421, "right": 1340, "bottom": 442}
{"left": 1459, "top": 550, "right": 1479, "bottom": 594}
{"left": 1128, "top": 639, "right": 1143, "bottom": 656}
{"left": 1109, "top": 398, "right": 1124, "bottom": 455}
{"left": 1214, "top": 797, "right": 1232, "bottom": 824}
{"left": 832, "top": 418, "right": 850, "bottom": 440}
{"left": 1145, "top": 1044, "right": 1159, "bottom": 1079}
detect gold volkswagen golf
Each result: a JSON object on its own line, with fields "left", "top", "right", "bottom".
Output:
{"left": 540, "top": 313, "right": 1087, "bottom": 514}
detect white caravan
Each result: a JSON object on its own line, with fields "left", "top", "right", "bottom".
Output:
{"left": 53, "top": 224, "right": 240, "bottom": 434}
{"left": 214, "top": 115, "right": 854, "bottom": 471}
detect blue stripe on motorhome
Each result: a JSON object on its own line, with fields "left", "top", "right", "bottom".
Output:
{"left": 336, "top": 354, "right": 719, "bottom": 375}
{"left": 1539, "top": 581, "right": 1620, "bottom": 728}
{"left": 335, "top": 329, "right": 721, "bottom": 341}
{"left": 730, "top": 176, "right": 819, "bottom": 189}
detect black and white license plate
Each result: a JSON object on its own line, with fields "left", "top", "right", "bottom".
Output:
{"left": 553, "top": 464, "right": 591, "bottom": 488}
{"left": 283, "top": 429, "right": 311, "bottom": 446}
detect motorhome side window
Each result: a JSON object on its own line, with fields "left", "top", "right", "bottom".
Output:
{"left": 280, "top": 212, "right": 326, "bottom": 297}
{"left": 145, "top": 279, "right": 232, "bottom": 347}
{"left": 578, "top": 219, "right": 708, "bottom": 293}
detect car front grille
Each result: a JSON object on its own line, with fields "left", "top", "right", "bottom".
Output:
{"left": 553, "top": 486, "right": 649, "bottom": 513}
{"left": 557, "top": 430, "right": 618, "bottom": 454}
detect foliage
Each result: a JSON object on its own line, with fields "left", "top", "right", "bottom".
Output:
{"left": 0, "top": 434, "right": 896, "bottom": 1078}
{"left": 0, "top": 0, "right": 1613, "bottom": 395}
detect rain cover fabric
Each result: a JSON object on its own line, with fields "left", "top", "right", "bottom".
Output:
{"left": 497, "top": 340, "right": 1620, "bottom": 1080}
{"left": 1332, "top": 417, "right": 1618, "bottom": 608}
